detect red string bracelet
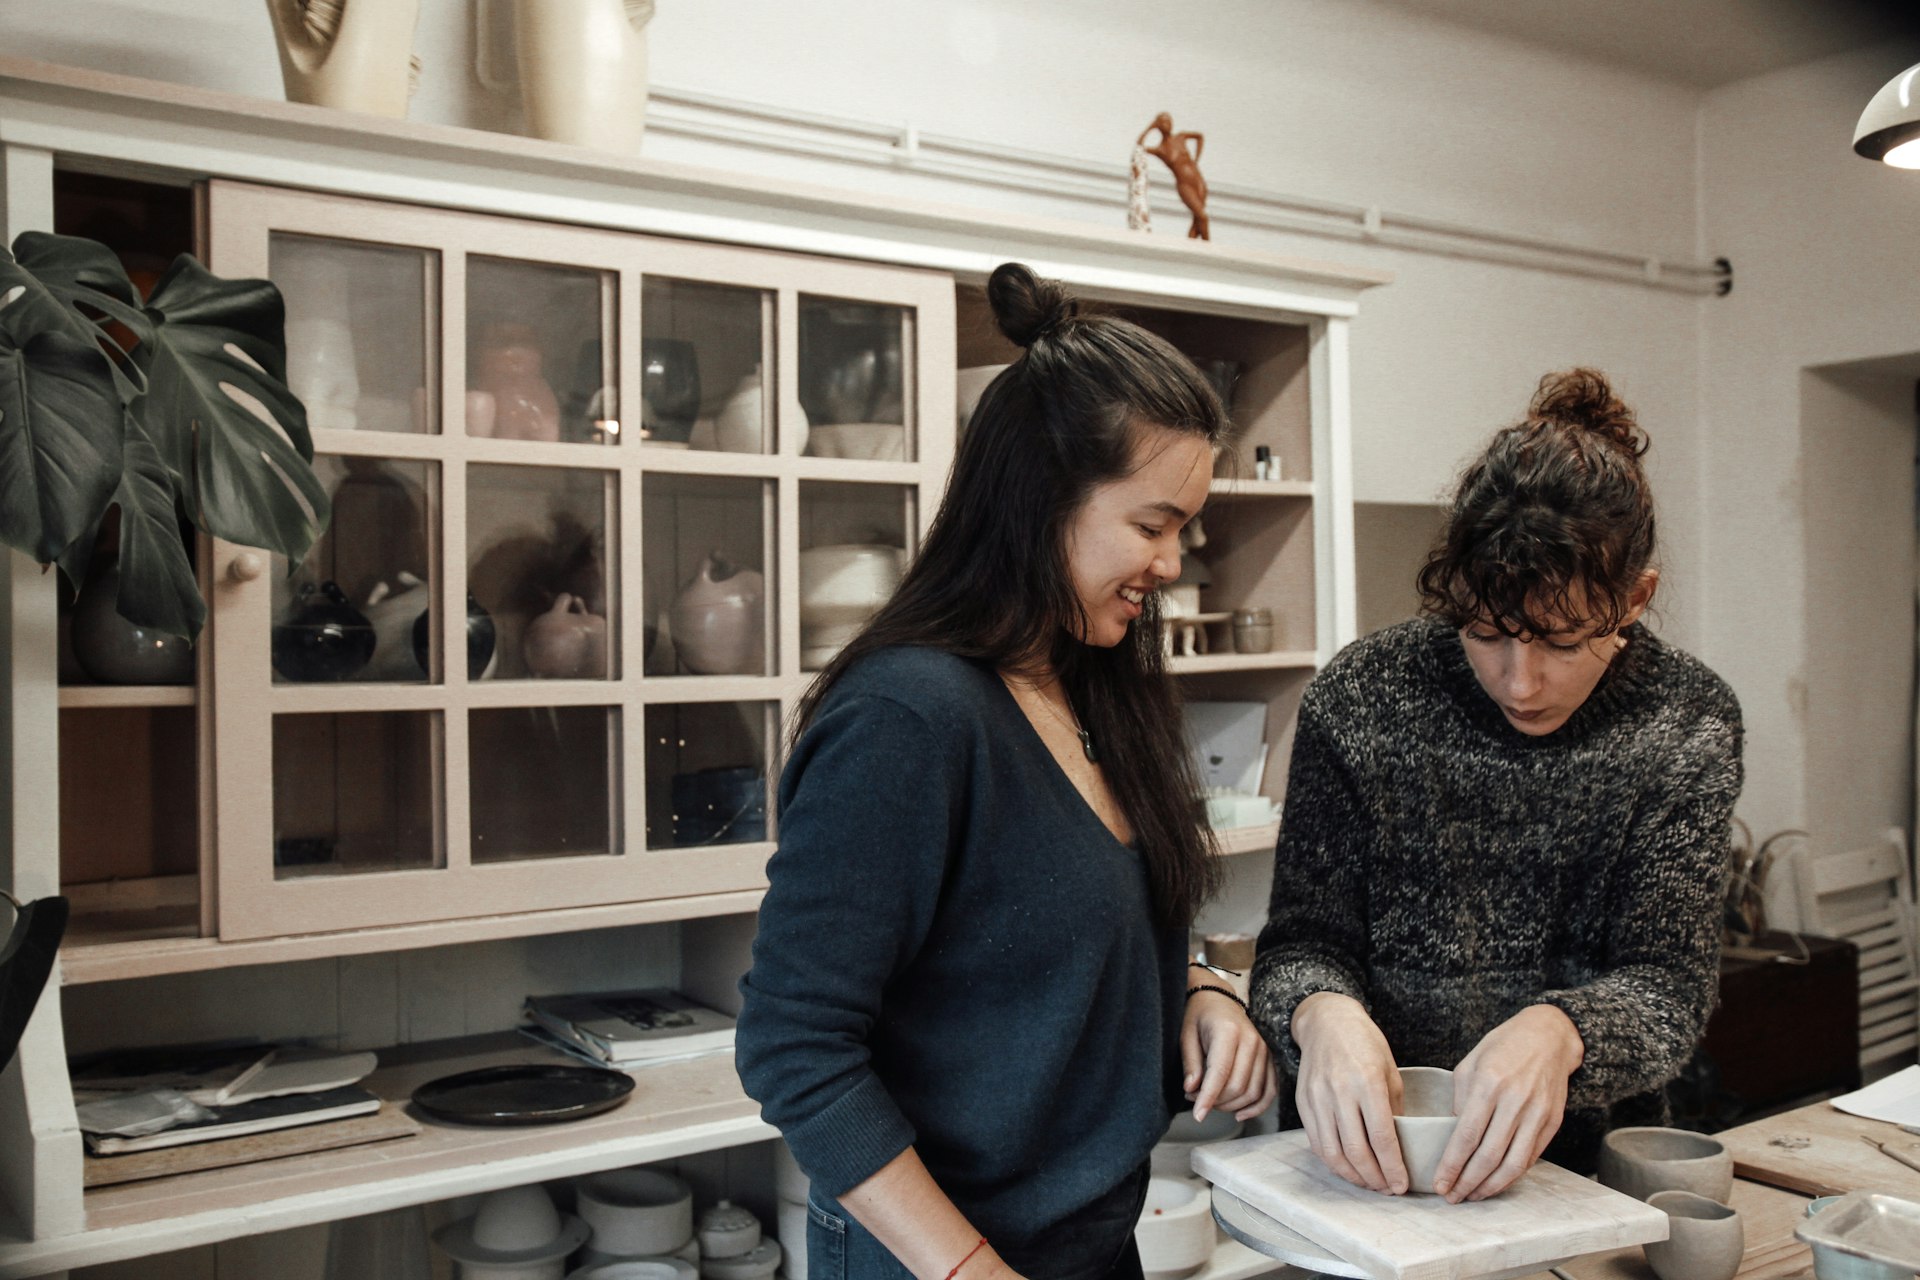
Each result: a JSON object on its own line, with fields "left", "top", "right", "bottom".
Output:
{"left": 945, "top": 1236, "right": 988, "bottom": 1280}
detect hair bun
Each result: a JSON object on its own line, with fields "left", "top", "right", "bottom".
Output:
{"left": 986, "top": 262, "right": 1075, "bottom": 349}
{"left": 1529, "top": 367, "right": 1647, "bottom": 457}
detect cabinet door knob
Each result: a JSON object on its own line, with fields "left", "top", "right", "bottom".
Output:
{"left": 228, "top": 551, "right": 267, "bottom": 583}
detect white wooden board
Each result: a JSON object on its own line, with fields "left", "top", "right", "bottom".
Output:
{"left": 1192, "top": 1131, "right": 1669, "bottom": 1280}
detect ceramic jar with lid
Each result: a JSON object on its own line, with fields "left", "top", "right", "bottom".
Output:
{"left": 1231, "top": 607, "right": 1274, "bottom": 654}
{"left": 696, "top": 1199, "right": 760, "bottom": 1259}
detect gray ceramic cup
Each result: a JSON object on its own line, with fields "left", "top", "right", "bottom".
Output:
{"left": 1645, "top": 1190, "right": 1744, "bottom": 1280}
{"left": 1393, "top": 1066, "right": 1458, "bottom": 1194}
{"left": 1599, "top": 1127, "right": 1734, "bottom": 1203}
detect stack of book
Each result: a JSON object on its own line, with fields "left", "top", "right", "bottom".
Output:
{"left": 72, "top": 1042, "right": 381, "bottom": 1156}
{"left": 523, "top": 988, "right": 737, "bottom": 1068}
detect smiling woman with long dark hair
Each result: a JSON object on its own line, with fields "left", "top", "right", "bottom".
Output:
{"left": 736, "top": 263, "right": 1275, "bottom": 1280}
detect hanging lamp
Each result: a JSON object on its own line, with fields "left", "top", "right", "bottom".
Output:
{"left": 1854, "top": 62, "right": 1920, "bottom": 167}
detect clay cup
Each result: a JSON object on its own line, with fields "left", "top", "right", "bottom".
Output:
{"left": 1644, "top": 1190, "right": 1743, "bottom": 1280}
{"left": 1393, "top": 1066, "right": 1458, "bottom": 1194}
{"left": 1599, "top": 1128, "right": 1733, "bottom": 1203}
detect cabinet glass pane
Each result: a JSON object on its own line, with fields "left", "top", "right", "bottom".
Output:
{"left": 799, "top": 296, "right": 916, "bottom": 463}
{"left": 646, "top": 702, "right": 773, "bottom": 849}
{"left": 640, "top": 277, "right": 771, "bottom": 453}
{"left": 470, "top": 706, "right": 619, "bottom": 862}
{"left": 468, "top": 465, "right": 617, "bottom": 680}
{"left": 59, "top": 706, "right": 199, "bottom": 943}
{"left": 270, "top": 233, "right": 437, "bottom": 435}
{"left": 643, "top": 475, "right": 771, "bottom": 677}
{"left": 799, "top": 481, "right": 914, "bottom": 671}
{"left": 273, "top": 711, "right": 440, "bottom": 877}
{"left": 467, "top": 256, "right": 618, "bottom": 445}
{"left": 273, "top": 457, "right": 437, "bottom": 685}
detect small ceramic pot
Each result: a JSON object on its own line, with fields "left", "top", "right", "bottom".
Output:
{"left": 697, "top": 1198, "right": 761, "bottom": 1259}
{"left": 1393, "top": 1066, "right": 1458, "bottom": 1195}
{"left": 640, "top": 338, "right": 700, "bottom": 445}
{"left": 70, "top": 564, "right": 195, "bottom": 685}
{"left": 573, "top": 1167, "right": 692, "bottom": 1257}
{"left": 1805, "top": 1196, "right": 1910, "bottom": 1280}
{"left": 1599, "top": 1128, "right": 1733, "bottom": 1204}
{"left": 522, "top": 594, "right": 607, "bottom": 679}
{"left": 474, "top": 324, "right": 560, "bottom": 443}
{"left": 1232, "top": 607, "right": 1274, "bottom": 654}
{"left": 1644, "top": 1190, "right": 1743, "bottom": 1280}
{"left": 708, "top": 368, "right": 765, "bottom": 454}
{"left": 1133, "top": 1177, "right": 1214, "bottom": 1278}
{"left": 272, "top": 581, "right": 375, "bottom": 682}
{"left": 669, "top": 552, "right": 764, "bottom": 675}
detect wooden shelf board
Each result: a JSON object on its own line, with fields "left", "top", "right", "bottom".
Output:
{"left": 1170, "top": 651, "right": 1317, "bottom": 675}
{"left": 60, "top": 888, "right": 767, "bottom": 985}
{"left": 1212, "top": 822, "right": 1281, "bottom": 856}
{"left": 0, "top": 1034, "right": 775, "bottom": 1278}
{"left": 1208, "top": 479, "right": 1314, "bottom": 499}
{"left": 58, "top": 684, "right": 197, "bottom": 709}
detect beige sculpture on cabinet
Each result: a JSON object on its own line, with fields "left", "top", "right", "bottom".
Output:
{"left": 516, "top": 0, "right": 657, "bottom": 153}
{"left": 265, "top": 0, "right": 423, "bottom": 119}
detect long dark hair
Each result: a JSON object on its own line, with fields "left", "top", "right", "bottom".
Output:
{"left": 793, "top": 262, "right": 1226, "bottom": 930}
{"left": 1418, "top": 367, "right": 1657, "bottom": 636}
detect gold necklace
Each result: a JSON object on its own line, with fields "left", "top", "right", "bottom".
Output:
{"left": 1008, "top": 675, "right": 1098, "bottom": 763}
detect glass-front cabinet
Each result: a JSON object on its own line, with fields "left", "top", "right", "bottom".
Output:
{"left": 203, "top": 183, "right": 954, "bottom": 940}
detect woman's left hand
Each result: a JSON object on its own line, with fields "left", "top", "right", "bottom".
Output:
{"left": 1433, "top": 1004, "right": 1585, "bottom": 1202}
{"left": 1181, "top": 988, "right": 1278, "bottom": 1122}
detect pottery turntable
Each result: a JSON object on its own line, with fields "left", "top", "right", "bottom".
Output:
{"left": 1194, "top": 1131, "right": 1670, "bottom": 1280}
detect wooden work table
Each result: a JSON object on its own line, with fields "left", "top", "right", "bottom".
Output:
{"left": 1548, "top": 1098, "right": 1920, "bottom": 1280}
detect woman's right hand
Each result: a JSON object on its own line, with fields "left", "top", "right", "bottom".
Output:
{"left": 1292, "top": 991, "right": 1408, "bottom": 1195}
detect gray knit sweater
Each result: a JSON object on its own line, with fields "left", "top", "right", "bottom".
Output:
{"left": 1250, "top": 618, "right": 1743, "bottom": 1171}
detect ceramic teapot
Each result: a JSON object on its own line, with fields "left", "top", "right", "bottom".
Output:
{"left": 522, "top": 593, "right": 607, "bottom": 679}
{"left": 272, "top": 581, "right": 375, "bottom": 682}
{"left": 669, "top": 552, "right": 764, "bottom": 675}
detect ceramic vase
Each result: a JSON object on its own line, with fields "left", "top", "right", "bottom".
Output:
{"left": 1644, "top": 1191, "right": 1743, "bottom": 1280}
{"left": 412, "top": 593, "right": 499, "bottom": 681}
{"left": 640, "top": 338, "right": 701, "bottom": 446}
{"left": 70, "top": 565, "right": 195, "bottom": 685}
{"left": 710, "top": 367, "right": 766, "bottom": 453}
{"left": 522, "top": 593, "right": 607, "bottom": 679}
{"left": 514, "top": 0, "right": 656, "bottom": 153}
{"left": 474, "top": 324, "right": 561, "bottom": 443}
{"left": 265, "top": 0, "right": 422, "bottom": 118}
{"left": 272, "top": 581, "right": 376, "bottom": 682}
{"left": 669, "top": 552, "right": 763, "bottom": 675}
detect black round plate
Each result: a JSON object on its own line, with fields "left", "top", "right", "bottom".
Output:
{"left": 411, "top": 1064, "right": 634, "bottom": 1126}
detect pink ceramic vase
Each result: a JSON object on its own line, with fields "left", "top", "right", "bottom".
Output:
{"left": 522, "top": 593, "right": 607, "bottom": 678}
{"left": 669, "top": 552, "right": 764, "bottom": 675}
{"left": 474, "top": 324, "right": 560, "bottom": 442}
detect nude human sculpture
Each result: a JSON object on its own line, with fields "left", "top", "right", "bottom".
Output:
{"left": 1138, "top": 112, "right": 1211, "bottom": 240}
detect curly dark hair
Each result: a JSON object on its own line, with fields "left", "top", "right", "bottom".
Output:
{"left": 1417, "top": 368, "right": 1656, "bottom": 637}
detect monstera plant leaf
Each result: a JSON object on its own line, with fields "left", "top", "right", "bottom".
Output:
{"left": 108, "top": 416, "right": 206, "bottom": 639}
{"left": 137, "top": 255, "right": 329, "bottom": 569}
{"left": 3, "top": 232, "right": 152, "bottom": 400}
{"left": 0, "top": 327, "right": 123, "bottom": 563}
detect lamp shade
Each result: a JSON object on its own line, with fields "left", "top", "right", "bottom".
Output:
{"left": 1854, "top": 62, "right": 1920, "bottom": 168}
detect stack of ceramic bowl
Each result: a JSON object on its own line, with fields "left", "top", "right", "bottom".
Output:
{"left": 570, "top": 1168, "right": 700, "bottom": 1272}
{"left": 798, "top": 545, "right": 905, "bottom": 668}
{"left": 434, "top": 1185, "right": 591, "bottom": 1280}
{"left": 696, "top": 1200, "right": 780, "bottom": 1280}
{"left": 772, "top": 1140, "right": 811, "bottom": 1280}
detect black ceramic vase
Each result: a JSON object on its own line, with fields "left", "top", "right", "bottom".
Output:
{"left": 640, "top": 337, "right": 700, "bottom": 444}
{"left": 272, "top": 581, "right": 376, "bottom": 682}
{"left": 411, "top": 593, "right": 498, "bottom": 680}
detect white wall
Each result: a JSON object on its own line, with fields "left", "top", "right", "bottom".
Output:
{"left": 0, "top": 0, "right": 1712, "bottom": 643}
{"left": 1699, "top": 43, "right": 1920, "bottom": 846}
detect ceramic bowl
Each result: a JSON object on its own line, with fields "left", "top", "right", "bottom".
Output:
{"left": 799, "top": 544, "right": 906, "bottom": 636}
{"left": 1599, "top": 1128, "right": 1734, "bottom": 1204}
{"left": 1133, "top": 1177, "right": 1214, "bottom": 1279}
{"left": 433, "top": 1185, "right": 590, "bottom": 1278}
{"left": 1805, "top": 1196, "right": 1911, "bottom": 1280}
{"left": 1393, "top": 1066, "right": 1458, "bottom": 1194}
{"left": 1645, "top": 1190, "right": 1743, "bottom": 1280}
{"left": 805, "top": 423, "right": 906, "bottom": 460}
{"left": 574, "top": 1168, "right": 694, "bottom": 1256}
{"left": 566, "top": 1262, "right": 697, "bottom": 1280}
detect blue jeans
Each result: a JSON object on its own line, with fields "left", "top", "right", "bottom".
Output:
{"left": 805, "top": 1166, "right": 1149, "bottom": 1280}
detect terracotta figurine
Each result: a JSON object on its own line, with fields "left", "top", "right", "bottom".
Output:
{"left": 1138, "top": 112, "right": 1210, "bottom": 240}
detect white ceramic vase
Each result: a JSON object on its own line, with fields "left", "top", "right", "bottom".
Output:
{"left": 265, "top": 0, "right": 422, "bottom": 118}
{"left": 515, "top": 0, "right": 656, "bottom": 153}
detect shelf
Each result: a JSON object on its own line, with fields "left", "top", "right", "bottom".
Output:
{"left": 1211, "top": 822, "right": 1280, "bottom": 856}
{"left": 60, "top": 887, "right": 767, "bottom": 985}
{"left": 58, "top": 685, "right": 197, "bottom": 709}
{"left": 1208, "top": 479, "right": 1313, "bottom": 499}
{"left": 1170, "top": 651, "right": 1317, "bottom": 675}
{"left": 0, "top": 1033, "right": 775, "bottom": 1278}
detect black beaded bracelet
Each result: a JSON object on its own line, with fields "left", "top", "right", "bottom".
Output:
{"left": 1186, "top": 983, "right": 1248, "bottom": 1013}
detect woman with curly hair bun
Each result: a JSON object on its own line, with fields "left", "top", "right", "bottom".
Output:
{"left": 737, "top": 263, "right": 1276, "bottom": 1280}
{"left": 1251, "top": 368, "right": 1743, "bottom": 1204}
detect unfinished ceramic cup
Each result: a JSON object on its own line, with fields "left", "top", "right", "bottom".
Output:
{"left": 1599, "top": 1128, "right": 1734, "bottom": 1203}
{"left": 1393, "top": 1066, "right": 1458, "bottom": 1194}
{"left": 1644, "top": 1190, "right": 1743, "bottom": 1280}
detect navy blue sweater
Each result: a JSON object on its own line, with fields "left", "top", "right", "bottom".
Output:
{"left": 735, "top": 648, "right": 1186, "bottom": 1243}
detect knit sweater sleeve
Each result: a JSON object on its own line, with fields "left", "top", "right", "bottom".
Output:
{"left": 1249, "top": 689, "right": 1374, "bottom": 1074}
{"left": 1538, "top": 712, "right": 1744, "bottom": 1110}
{"left": 734, "top": 692, "right": 957, "bottom": 1196}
